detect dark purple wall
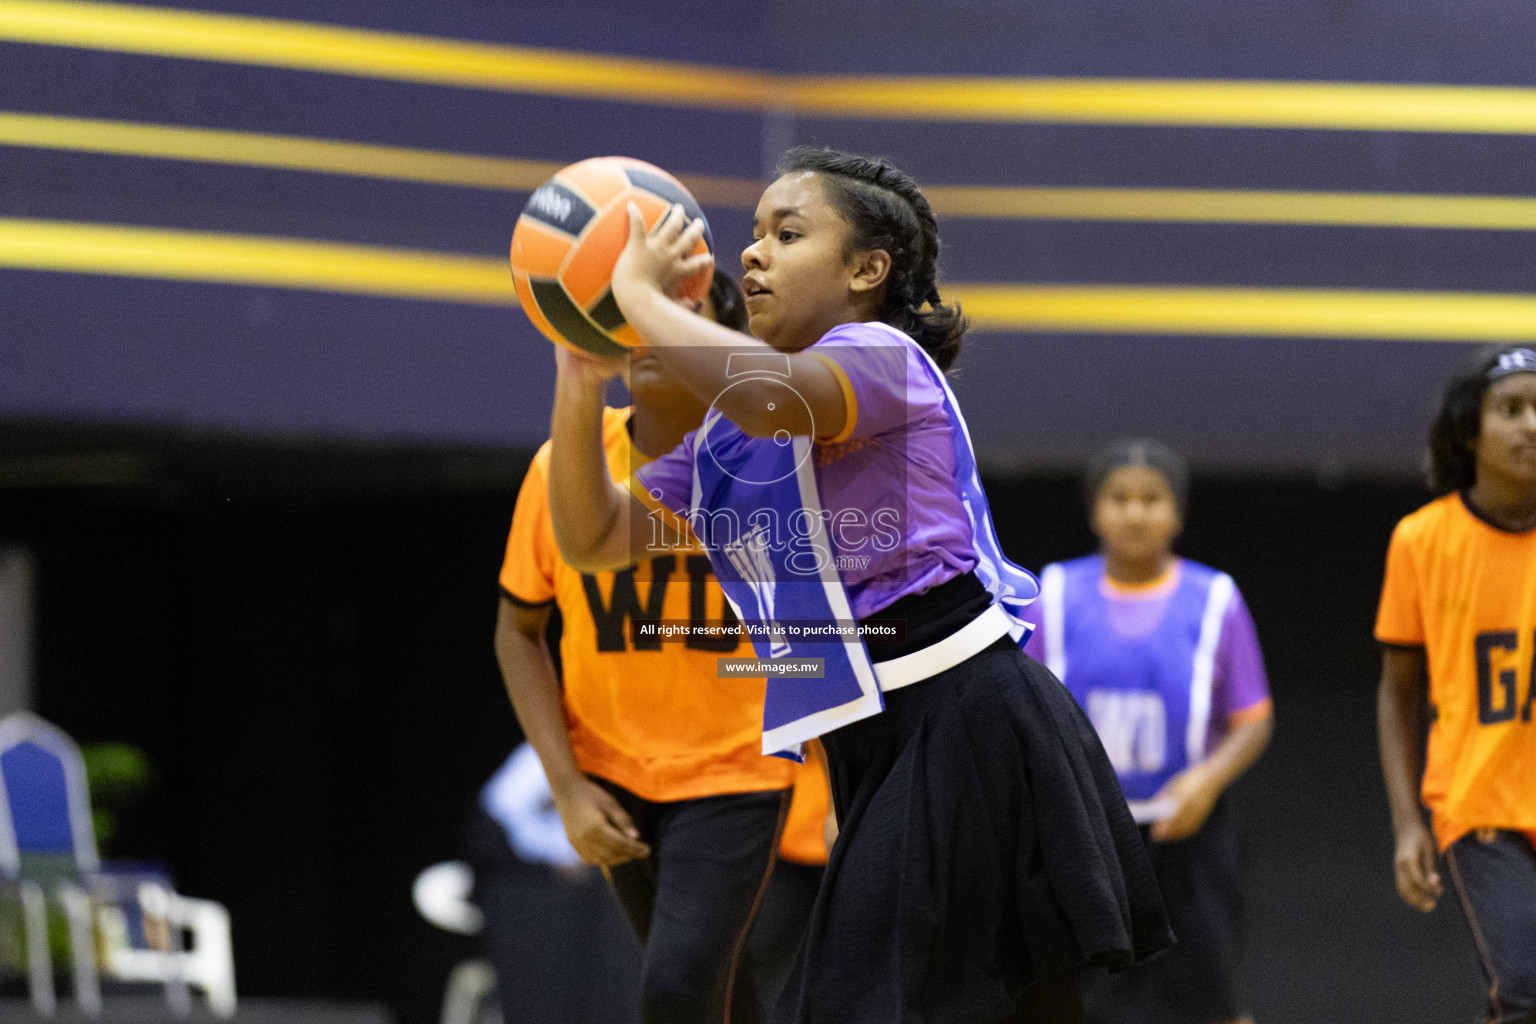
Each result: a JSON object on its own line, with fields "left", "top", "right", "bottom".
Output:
{"left": 3, "top": 0, "right": 1534, "bottom": 474}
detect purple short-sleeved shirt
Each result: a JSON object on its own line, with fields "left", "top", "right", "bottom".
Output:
{"left": 631, "top": 322, "right": 978, "bottom": 620}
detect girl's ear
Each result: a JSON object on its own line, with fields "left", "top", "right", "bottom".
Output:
{"left": 848, "top": 248, "right": 891, "bottom": 295}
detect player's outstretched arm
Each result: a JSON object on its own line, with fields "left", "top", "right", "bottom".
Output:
{"left": 1377, "top": 644, "right": 1442, "bottom": 912}
{"left": 611, "top": 203, "right": 848, "bottom": 440}
{"left": 1150, "top": 709, "right": 1273, "bottom": 842}
{"left": 546, "top": 346, "right": 654, "bottom": 572}
{"left": 494, "top": 598, "right": 649, "bottom": 865}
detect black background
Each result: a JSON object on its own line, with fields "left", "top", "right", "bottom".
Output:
{"left": 1, "top": 446, "right": 1484, "bottom": 1023}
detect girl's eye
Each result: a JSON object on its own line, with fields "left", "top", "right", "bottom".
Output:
{"left": 778, "top": 229, "right": 798, "bottom": 242}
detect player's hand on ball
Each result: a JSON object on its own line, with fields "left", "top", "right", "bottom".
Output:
{"left": 1149, "top": 768, "right": 1218, "bottom": 843}
{"left": 613, "top": 201, "right": 713, "bottom": 307}
{"left": 552, "top": 776, "right": 650, "bottom": 866}
{"left": 1392, "top": 821, "right": 1443, "bottom": 912}
{"left": 553, "top": 340, "right": 626, "bottom": 389}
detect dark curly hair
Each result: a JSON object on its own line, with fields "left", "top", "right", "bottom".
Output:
{"left": 1427, "top": 345, "right": 1536, "bottom": 495}
{"left": 777, "top": 146, "right": 967, "bottom": 371}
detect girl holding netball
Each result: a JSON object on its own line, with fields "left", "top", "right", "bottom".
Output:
{"left": 1025, "top": 440, "right": 1273, "bottom": 1024}
{"left": 1376, "top": 346, "right": 1536, "bottom": 1024}
{"left": 545, "top": 147, "right": 1168, "bottom": 1023}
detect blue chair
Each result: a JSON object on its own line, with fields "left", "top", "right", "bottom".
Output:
{"left": 0, "top": 711, "right": 235, "bottom": 1018}
{"left": 0, "top": 711, "right": 104, "bottom": 1016}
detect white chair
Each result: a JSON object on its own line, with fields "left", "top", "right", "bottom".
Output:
{"left": 0, "top": 711, "right": 237, "bottom": 1017}
{"left": 414, "top": 860, "right": 499, "bottom": 1024}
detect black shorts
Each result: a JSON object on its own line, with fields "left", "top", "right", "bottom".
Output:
{"left": 1082, "top": 799, "right": 1246, "bottom": 1024}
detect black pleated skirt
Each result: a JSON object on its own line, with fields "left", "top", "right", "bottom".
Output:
{"left": 1082, "top": 800, "right": 1245, "bottom": 1024}
{"left": 771, "top": 619, "right": 1171, "bottom": 1024}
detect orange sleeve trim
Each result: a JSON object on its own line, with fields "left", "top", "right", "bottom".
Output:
{"left": 624, "top": 471, "right": 696, "bottom": 544}
{"left": 1227, "top": 696, "right": 1275, "bottom": 728}
{"left": 808, "top": 351, "right": 858, "bottom": 444}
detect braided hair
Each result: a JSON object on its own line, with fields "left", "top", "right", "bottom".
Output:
{"left": 707, "top": 267, "right": 749, "bottom": 334}
{"left": 778, "top": 146, "right": 967, "bottom": 371}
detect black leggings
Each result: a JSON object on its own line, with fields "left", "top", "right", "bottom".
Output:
{"left": 599, "top": 779, "right": 790, "bottom": 1024}
{"left": 741, "top": 860, "right": 824, "bottom": 1021}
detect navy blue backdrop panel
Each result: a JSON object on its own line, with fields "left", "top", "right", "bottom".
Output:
{"left": 3, "top": 0, "right": 1535, "bottom": 472}
{"left": 803, "top": 119, "right": 1536, "bottom": 209}
{"left": 951, "top": 332, "right": 1464, "bottom": 474}
{"left": 162, "top": 0, "right": 776, "bottom": 68}
{"left": 0, "top": 270, "right": 544, "bottom": 444}
{"left": 934, "top": 217, "right": 1536, "bottom": 292}
{"left": 766, "top": 0, "right": 1536, "bottom": 81}
{"left": 0, "top": 0, "right": 766, "bottom": 449}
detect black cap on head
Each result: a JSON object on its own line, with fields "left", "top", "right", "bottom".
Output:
{"left": 1485, "top": 347, "right": 1536, "bottom": 384}
{"left": 1085, "top": 438, "right": 1190, "bottom": 517}
{"left": 1428, "top": 344, "right": 1536, "bottom": 495}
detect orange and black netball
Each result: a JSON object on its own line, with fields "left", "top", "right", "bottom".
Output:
{"left": 510, "top": 156, "right": 714, "bottom": 356}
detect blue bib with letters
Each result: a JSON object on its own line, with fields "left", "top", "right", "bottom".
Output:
{"left": 688, "top": 326, "right": 1039, "bottom": 759}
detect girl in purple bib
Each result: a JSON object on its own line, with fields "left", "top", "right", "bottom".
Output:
{"left": 546, "top": 148, "right": 1170, "bottom": 1024}
{"left": 1025, "top": 440, "right": 1274, "bottom": 1024}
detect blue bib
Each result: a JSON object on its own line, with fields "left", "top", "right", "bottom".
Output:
{"left": 687, "top": 326, "right": 1039, "bottom": 759}
{"left": 1038, "top": 556, "right": 1235, "bottom": 800}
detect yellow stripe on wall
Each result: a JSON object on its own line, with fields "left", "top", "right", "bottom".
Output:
{"left": 6, "top": 112, "right": 1536, "bottom": 229}
{"left": 925, "top": 185, "right": 1536, "bottom": 230}
{"left": 0, "top": 112, "right": 762, "bottom": 207}
{"left": 4, "top": 1, "right": 1536, "bottom": 133}
{"left": 948, "top": 285, "right": 1536, "bottom": 341}
{"left": 0, "top": 0, "right": 773, "bottom": 108}
{"left": 789, "top": 77, "right": 1536, "bottom": 134}
{"left": 5, "top": 219, "right": 1535, "bottom": 340}
{"left": 0, "top": 218, "right": 516, "bottom": 305}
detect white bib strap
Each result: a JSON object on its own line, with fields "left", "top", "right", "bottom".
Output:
{"left": 1185, "top": 573, "right": 1235, "bottom": 767}
{"left": 1039, "top": 563, "right": 1067, "bottom": 681}
{"left": 1126, "top": 798, "right": 1178, "bottom": 825}
{"left": 872, "top": 602, "right": 1013, "bottom": 693}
